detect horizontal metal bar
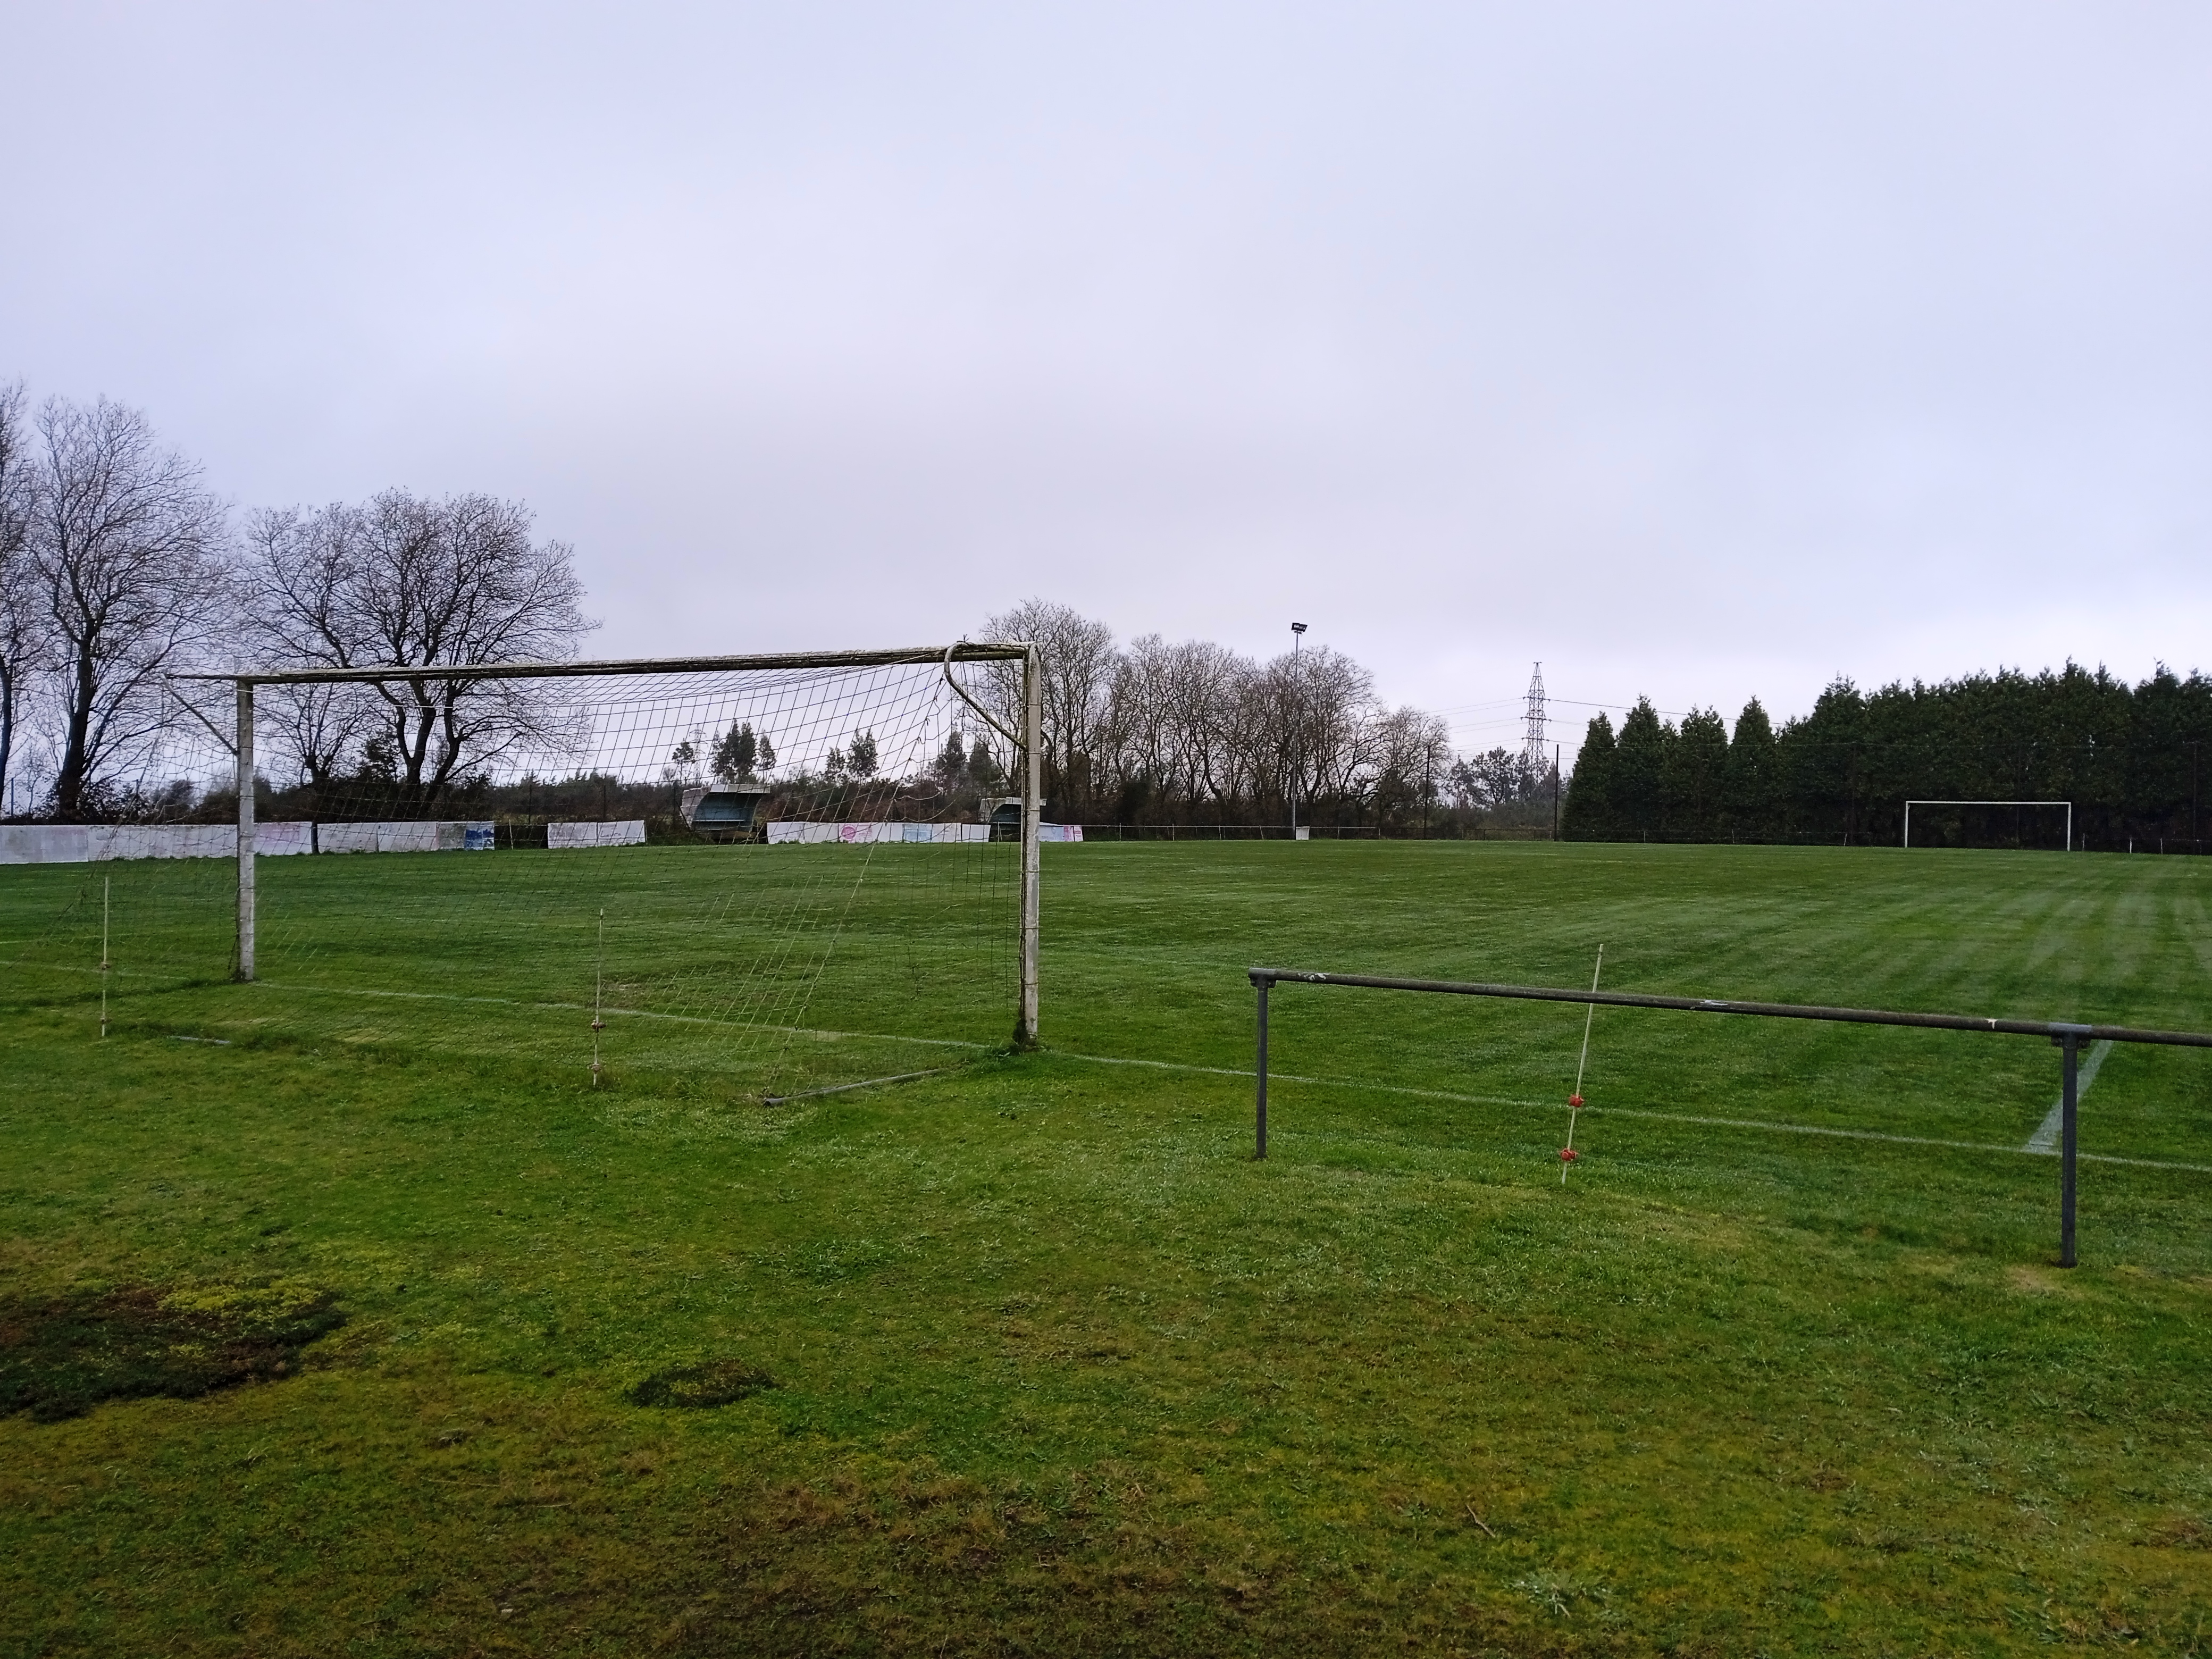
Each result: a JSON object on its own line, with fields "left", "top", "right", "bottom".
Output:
{"left": 1904, "top": 800, "right": 2072, "bottom": 808}
{"left": 1246, "top": 967, "right": 2212, "bottom": 1049}
{"left": 174, "top": 642, "right": 1033, "bottom": 686}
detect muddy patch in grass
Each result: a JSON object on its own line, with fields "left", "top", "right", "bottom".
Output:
{"left": 0, "top": 1280, "right": 345, "bottom": 1422}
{"left": 627, "top": 1360, "right": 777, "bottom": 1409}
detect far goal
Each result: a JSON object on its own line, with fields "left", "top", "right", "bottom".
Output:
{"left": 1903, "top": 800, "right": 2073, "bottom": 852}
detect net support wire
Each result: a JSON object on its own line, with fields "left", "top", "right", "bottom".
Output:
{"left": 204, "top": 642, "right": 1042, "bottom": 1057}
{"left": 1246, "top": 965, "right": 2212, "bottom": 1268}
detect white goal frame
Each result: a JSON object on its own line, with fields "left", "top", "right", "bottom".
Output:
{"left": 182, "top": 642, "right": 1045, "bottom": 1045}
{"left": 1903, "top": 799, "right": 2073, "bottom": 853}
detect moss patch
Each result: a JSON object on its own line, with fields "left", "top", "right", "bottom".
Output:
{"left": 0, "top": 1280, "right": 343, "bottom": 1422}
{"left": 626, "top": 1360, "right": 777, "bottom": 1409}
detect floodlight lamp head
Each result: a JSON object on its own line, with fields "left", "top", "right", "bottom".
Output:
{"left": 1290, "top": 622, "right": 1308, "bottom": 635}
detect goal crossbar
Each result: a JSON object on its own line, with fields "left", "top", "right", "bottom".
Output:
{"left": 1904, "top": 799, "right": 2072, "bottom": 851}
{"left": 210, "top": 641, "right": 1046, "bottom": 1049}
{"left": 1244, "top": 965, "right": 2212, "bottom": 1267}
{"left": 175, "top": 641, "right": 1032, "bottom": 688}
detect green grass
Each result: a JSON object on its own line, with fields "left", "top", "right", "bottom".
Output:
{"left": 3, "top": 841, "right": 2209, "bottom": 1654}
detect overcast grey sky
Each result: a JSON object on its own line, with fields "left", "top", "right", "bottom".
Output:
{"left": 5, "top": 2, "right": 2207, "bottom": 751}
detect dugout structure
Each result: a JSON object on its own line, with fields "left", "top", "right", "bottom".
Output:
{"left": 162, "top": 642, "right": 1044, "bottom": 1058}
{"left": 1246, "top": 966, "right": 2212, "bottom": 1267}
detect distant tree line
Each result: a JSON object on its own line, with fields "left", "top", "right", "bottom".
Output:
{"left": 973, "top": 599, "right": 1553, "bottom": 832}
{"left": 1563, "top": 669, "right": 2212, "bottom": 850}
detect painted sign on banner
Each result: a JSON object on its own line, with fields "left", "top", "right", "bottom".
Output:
{"left": 548, "top": 820, "right": 648, "bottom": 849}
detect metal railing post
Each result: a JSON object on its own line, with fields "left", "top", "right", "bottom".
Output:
{"left": 1253, "top": 972, "right": 1270, "bottom": 1159}
{"left": 2056, "top": 1027, "right": 2083, "bottom": 1267}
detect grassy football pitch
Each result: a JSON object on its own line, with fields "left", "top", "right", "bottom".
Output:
{"left": 3, "top": 840, "right": 2209, "bottom": 1655}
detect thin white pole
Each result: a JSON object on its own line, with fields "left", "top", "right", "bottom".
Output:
{"left": 235, "top": 680, "right": 255, "bottom": 982}
{"left": 1017, "top": 644, "right": 1042, "bottom": 1048}
{"left": 591, "top": 908, "right": 606, "bottom": 1087}
{"left": 1563, "top": 944, "right": 1604, "bottom": 1182}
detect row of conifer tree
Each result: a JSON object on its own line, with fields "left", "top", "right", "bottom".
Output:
{"left": 1562, "top": 664, "right": 2212, "bottom": 850}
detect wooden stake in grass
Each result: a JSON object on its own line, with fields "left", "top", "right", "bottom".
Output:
{"left": 590, "top": 908, "right": 607, "bottom": 1089}
{"left": 1562, "top": 943, "right": 1603, "bottom": 1183}
{"left": 99, "top": 877, "right": 111, "bottom": 1041}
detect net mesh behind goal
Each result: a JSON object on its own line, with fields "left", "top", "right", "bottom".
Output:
{"left": 1, "top": 649, "right": 1035, "bottom": 1100}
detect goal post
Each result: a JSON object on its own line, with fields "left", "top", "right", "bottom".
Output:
{"left": 164, "top": 640, "right": 1043, "bottom": 1085}
{"left": 1903, "top": 800, "right": 2072, "bottom": 852}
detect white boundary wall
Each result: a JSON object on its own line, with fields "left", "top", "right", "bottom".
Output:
{"left": 768, "top": 822, "right": 992, "bottom": 845}
{"left": 548, "top": 819, "right": 648, "bottom": 849}
{"left": 318, "top": 822, "right": 494, "bottom": 854}
{"left": 765, "top": 822, "right": 1077, "bottom": 844}
{"left": 0, "top": 822, "right": 313, "bottom": 865}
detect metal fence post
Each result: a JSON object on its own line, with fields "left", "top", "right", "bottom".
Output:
{"left": 2056, "top": 1027, "right": 2083, "bottom": 1267}
{"left": 1253, "top": 973, "right": 1270, "bottom": 1160}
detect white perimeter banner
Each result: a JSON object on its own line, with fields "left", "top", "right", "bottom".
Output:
{"left": 315, "top": 822, "right": 495, "bottom": 854}
{"left": 0, "top": 822, "right": 314, "bottom": 865}
{"left": 548, "top": 820, "right": 648, "bottom": 849}
{"left": 767, "top": 822, "right": 993, "bottom": 845}
{"left": 765, "top": 822, "right": 1077, "bottom": 844}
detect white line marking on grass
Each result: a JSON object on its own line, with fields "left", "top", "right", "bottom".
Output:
{"left": 251, "top": 980, "right": 992, "bottom": 1050}
{"left": 1593, "top": 1104, "right": 2212, "bottom": 1174}
{"left": 114, "top": 986, "right": 2212, "bottom": 1177}
{"left": 1050, "top": 1051, "right": 2212, "bottom": 1176}
{"left": 2024, "top": 1039, "right": 2113, "bottom": 1153}
{"left": 1055, "top": 1048, "right": 1535, "bottom": 1108}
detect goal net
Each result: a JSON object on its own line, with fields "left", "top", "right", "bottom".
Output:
{"left": 1, "top": 644, "right": 1041, "bottom": 1101}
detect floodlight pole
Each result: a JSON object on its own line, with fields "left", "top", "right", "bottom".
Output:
{"left": 1017, "top": 644, "right": 1042, "bottom": 1048}
{"left": 235, "top": 678, "right": 256, "bottom": 983}
{"left": 1289, "top": 622, "right": 1306, "bottom": 839}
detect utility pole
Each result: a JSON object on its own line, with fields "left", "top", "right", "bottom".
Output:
{"left": 1289, "top": 622, "right": 1307, "bottom": 839}
{"left": 1552, "top": 742, "right": 1561, "bottom": 840}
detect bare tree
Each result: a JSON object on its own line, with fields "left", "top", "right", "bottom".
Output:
{"left": 1255, "top": 644, "right": 1380, "bottom": 816}
{"left": 982, "top": 598, "right": 1118, "bottom": 814}
{"left": 1371, "top": 706, "right": 1453, "bottom": 826}
{"left": 238, "top": 507, "right": 375, "bottom": 793}
{"left": 240, "top": 489, "right": 596, "bottom": 810}
{"left": 0, "top": 381, "right": 41, "bottom": 816}
{"left": 975, "top": 599, "right": 1470, "bottom": 831}
{"left": 27, "top": 396, "right": 231, "bottom": 820}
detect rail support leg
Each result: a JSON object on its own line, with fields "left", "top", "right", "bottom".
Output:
{"left": 1253, "top": 975, "right": 1269, "bottom": 1160}
{"left": 2054, "top": 1029, "right": 2081, "bottom": 1268}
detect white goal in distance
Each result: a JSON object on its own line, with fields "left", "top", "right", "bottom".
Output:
{"left": 1903, "top": 800, "right": 2073, "bottom": 852}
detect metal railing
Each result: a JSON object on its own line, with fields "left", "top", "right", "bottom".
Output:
{"left": 1246, "top": 966, "right": 2212, "bottom": 1267}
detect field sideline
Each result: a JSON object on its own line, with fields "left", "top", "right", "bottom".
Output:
{"left": 4, "top": 841, "right": 2209, "bottom": 1654}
